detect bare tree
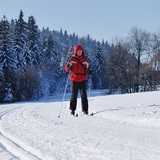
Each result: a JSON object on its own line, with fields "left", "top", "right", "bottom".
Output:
{"left": 150, "top": 32, "right": 160, "bottom": 89}
{"left": 127, "top": 27, "right": 151, "bottom": 92}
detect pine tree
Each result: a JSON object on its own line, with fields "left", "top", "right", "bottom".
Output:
{"left": 23, "top": 15, "right": 42, "bottom": 99}
{"left": 41, "top": 35, "right": 61, "bottom": 95}
{"left": 27, "top": 16, "right": 42, "bottom": 68}
{"left": 92, "top": 41, "right": 104, "bottom": 89}
{"left": 13, "top": 10, "right": 28, "bottom": 101}
{"left": 0, "top": 15, "right": 17, "bottom": 102}
{"left": 14, "top": 10, "right": 27, "bottom": 68}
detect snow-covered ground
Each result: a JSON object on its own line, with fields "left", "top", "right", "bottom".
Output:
{"left": 0, "top": 90, "right": 160, "bottom": 160}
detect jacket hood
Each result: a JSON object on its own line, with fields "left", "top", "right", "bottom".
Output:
{"left": 74, "top": 45, "right": 84, "bottom": 55}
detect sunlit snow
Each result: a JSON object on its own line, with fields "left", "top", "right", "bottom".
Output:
{"left": 0, "top": 90, "right": 160, "bottom": 160}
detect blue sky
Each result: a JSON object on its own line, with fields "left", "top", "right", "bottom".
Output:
{"left": 1, "top": 0, "right": 160, "bottom": 42}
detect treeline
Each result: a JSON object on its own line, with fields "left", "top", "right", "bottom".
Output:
{"left": 104, "top": 27, "right": 160, "bottom": 94}
{"left": 0, "top": 10, "right": 160, "bottom": 103}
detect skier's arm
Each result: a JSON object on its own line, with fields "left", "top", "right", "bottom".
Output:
{"left": 82, "top": 61, "right": 92, "bottom": 75}
{"left": 64, "top": 62, "right": 70, "bottom": 72}
{"left": 64, "top": 60, "right": 77, "bottom": 72}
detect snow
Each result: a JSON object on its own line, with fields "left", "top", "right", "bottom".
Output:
{"left": 0, "top": 90, "right": 160, "bottom": 160}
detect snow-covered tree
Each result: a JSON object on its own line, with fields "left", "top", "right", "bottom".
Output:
{"left": 14, "top": 10, "right": 27, "bottom": 68}
{"left": 27, "top": 16, "right": 42, "bottom": 68}
{"left": 41, "top": 34, "right": 62, "bottom": 95}
{"left": 92, "top": 41, "right": 104, "bottom": 89}
{"left": 0, "top": 15, "right": 17, "bottom": 102}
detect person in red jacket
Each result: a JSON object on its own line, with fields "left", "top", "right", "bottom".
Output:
{"left": 65, "top": 45, "right": 92, "bottom": 116}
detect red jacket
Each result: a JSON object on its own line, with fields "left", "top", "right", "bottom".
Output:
{"left": 65, "top": 55, "right": 92, "bottom": 82}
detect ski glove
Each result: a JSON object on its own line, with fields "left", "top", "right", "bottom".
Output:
{"left": 82, "top": 62, "right": 89, "bottom": 68}
{"left": 68, "top": 61, "right": 77, "bottom": 71}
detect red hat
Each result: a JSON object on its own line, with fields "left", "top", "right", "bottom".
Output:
{"left": 74, "top": 45, "right": 84, "bottom": 55}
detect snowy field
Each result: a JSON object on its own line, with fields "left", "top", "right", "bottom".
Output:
{"left": 0, "top": 90, "right": 160, "bottom": 160}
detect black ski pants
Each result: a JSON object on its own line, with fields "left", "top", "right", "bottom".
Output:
{"left": 70, "top": 80, "right": 88, "bottom": 112}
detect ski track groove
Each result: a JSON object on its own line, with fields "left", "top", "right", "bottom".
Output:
{"left": 0, "top": 142, "right": 20, "bottom": 160}
{"left": 0, "top": 106, "right": 42, "bottom": 160}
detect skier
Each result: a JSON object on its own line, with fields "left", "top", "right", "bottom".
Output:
{"left": 65, "top": 45, "right": 92, "bottom": 116}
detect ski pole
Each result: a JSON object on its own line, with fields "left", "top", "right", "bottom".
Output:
{"left": 58, "top": 73, "right": 70, "bottom": 118}
{"left": 88, "top": 75, "right": 92, "bottom": 98}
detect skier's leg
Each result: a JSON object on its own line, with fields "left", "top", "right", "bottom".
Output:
{"left": 70, "top": 81, "right": 79, "bottom": 112}
{"left": 80, "top": 81, "right": 88, "bottom": 114}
